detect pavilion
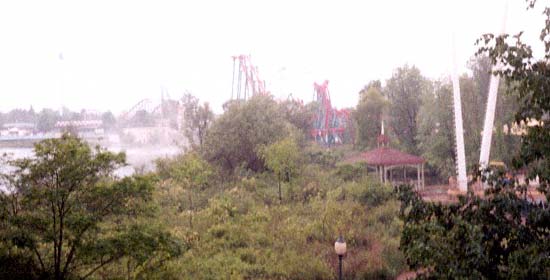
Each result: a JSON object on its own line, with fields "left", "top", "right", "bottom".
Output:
{"left": 343, "top": 134, "right": 425, "bottom": 190}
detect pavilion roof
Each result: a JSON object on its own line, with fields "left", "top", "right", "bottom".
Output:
{"left": 343, "top": 146, "right": 425, "bottom": 166}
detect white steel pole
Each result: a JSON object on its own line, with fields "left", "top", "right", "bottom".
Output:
{"left": 451, "top": 34, "right": 468, "bottom": 192}
{"left": 479, "top": 76, "right": 500, "bottom": 167}
{"left": 479, "top": 0, "right": 509, "bottom": 169}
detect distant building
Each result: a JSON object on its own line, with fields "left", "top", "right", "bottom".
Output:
{"left": 55, "top": 120, "right": 104, "bottom": 137}
{"left": 503, "top": 119, "right": 545, "bottom": 136}
{"left": 1, "top": 122, "right": 35, "bottom": 137}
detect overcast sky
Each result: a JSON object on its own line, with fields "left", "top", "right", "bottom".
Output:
{"left": 0, "top": 0, "right": 546, "bottom": 114}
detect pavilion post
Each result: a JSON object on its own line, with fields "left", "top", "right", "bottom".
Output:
{"left": 416, "top": 165, "right": 420, "bottom": 190}
{"left": 422, "top": 163, "right": 426, "bottom": 189}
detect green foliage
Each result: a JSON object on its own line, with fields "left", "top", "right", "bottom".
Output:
{"left": 259, "top": 137, "right": 301, "bottom": 181}
{"left": 181, "top": 93, "right": 214, "bottom": 148}
{"left": 398, "top": 9, "right": 550, "bottom": 272}
{"left": 150, "top": 148, "right": 406, "bottom": 279}
{"left": 334, "top": 163, "right": 367, "bottom": 182}
{"left": 385, "top": 65, "right": 430, "bottom": 154}
{"left": 343, "top": 179, "right": 394, "bottom": 208}
{"left": 259, "top": 137, "right": 301, "bottom": 201}
{"left": 278, "top": 99, "right": 315, "bottom": 139}
{"left": 0, "top": 134, "right": 182, "bottom": 280}
{"left": 354, "top": 83, "right": 389, "bottom": 149}
{"left": 36, "top": 108, "right": 60, "bottom": 132}
{"left": 304, "top": 145, "right": 342, "bottom": 168}
{"left": 168, "top": 152, "right": 213, "bottom": 189}
{"left": 398, "top": 175, "right": 550, "bottom": 279}
{"left": 416, "top": 81, "right": 456, "bottom": 179}
{"left": 0, "top": 249, "right": 40, "bottom": 279}
{"left": 0, "top": 131, "right": 406, "bottom": 279}
{"left": 156, "top": 152, "right": 213, "bottom": 229}
{"left": 202, "top": 94, "right": 289, "bottom": 173}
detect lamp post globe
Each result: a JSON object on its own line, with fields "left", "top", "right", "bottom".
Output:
{"left": 334, "top": 236, "right": 346, "bottom": 280}
{"left": 334, "top": 236, "right": 347, "bottom": 255}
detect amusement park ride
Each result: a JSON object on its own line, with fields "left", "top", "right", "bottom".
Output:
{"left": 230, "top": 55, "right": 352, "bottom": 145}
{"left": 231, "top": 55, "right": 267, "bottom": 99}
{"left": 310, "top": 80, "right": 352, "bottom": 145}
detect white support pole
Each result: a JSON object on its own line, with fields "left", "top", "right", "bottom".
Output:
{"left": 479, "top": 75, "right": 500, "bottom": 168}
{"left": 451, "top": 34, "right": 468, "bottom": 192}
{"left": 480, "top": 0, "right": 509, "bottom": 170}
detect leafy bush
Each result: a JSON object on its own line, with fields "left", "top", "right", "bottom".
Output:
{"left": 344, "top": 177, "right": 393, "bottom": 207}
{"left": 334, "top": 163, "right": 368, "bottom": 181}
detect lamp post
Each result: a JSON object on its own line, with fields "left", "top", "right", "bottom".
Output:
{"left": 334, "top": 236, "right": 346, "bottom": 280}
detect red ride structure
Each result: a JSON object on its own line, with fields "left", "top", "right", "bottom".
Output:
{"left": 311, "top": 80, "right": 352, "bottom": 145}
{"left": 231, "top": 55, "right": 267, "bottom": 100}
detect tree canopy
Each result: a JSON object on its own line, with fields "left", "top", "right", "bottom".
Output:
{"left": 259, "top": 137, "right": 301, "bottom": 201}
{"left": 0, "top": 134, "right": 181, "bottom": 279}
{"left": 354, "top": 82, "right": 389, "bottom": 149}
{"left": 181, "top": 93, "right": 215, "bottom": 148}
{"left": 416, "top": 81, "right": 456, "bottom": 179}
{"left": 386, "top": 65, "right": 430, "bottom": 154}
{"left": 202, "top": 95, "right": 289, "bottom": 173}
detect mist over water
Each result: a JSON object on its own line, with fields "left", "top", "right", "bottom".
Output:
{"left": 0, "top": 144, "right": 180, "bottom": 191}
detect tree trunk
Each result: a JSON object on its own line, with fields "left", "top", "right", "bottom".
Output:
{"left": 278, "top": 180, "right": 282, "bottom": 202}
{"left": 188, "top": 191, "right": 193, "bottom": 229}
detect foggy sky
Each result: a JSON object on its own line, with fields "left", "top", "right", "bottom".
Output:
{"left": 0, "top": 0, "right": 546, "bottom": 114}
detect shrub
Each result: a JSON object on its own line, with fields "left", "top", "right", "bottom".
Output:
{"left": 334, "top": 163, "right": 367, "bottom": 181}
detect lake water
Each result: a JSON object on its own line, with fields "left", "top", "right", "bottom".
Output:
{"left": 0, "top": 145, "right": 180, "bottom": 191}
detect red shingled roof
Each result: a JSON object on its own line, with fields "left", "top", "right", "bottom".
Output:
{"left": 344, "top": 147, "right": 425, "bottom": 166}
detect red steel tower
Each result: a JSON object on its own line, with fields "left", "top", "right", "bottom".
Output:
{"left": 311, "top": 80, "right": 352, "bottom": 145}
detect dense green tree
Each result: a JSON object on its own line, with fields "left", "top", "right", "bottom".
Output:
{"left": 259, "top": 137, "right": 301, "bottom": 202}
{"left": 416, "top": 81, "right": 456, "bottom": 179}
{"left": 181, "top": 93, "right": 214, "bottom": 148}
{"left": 354, "top": 82, "right": 389, "bottom": 149}
{"left": 278, "top": 99, "right": 314, "bottom": 140}
{"left": 0, "top": 134, "right": 181, "bottom": 279}
{"left": 5, "top": 108, "right": 36, "bottom": 123}
{"left": 101, "top": 111, "right": 117, "bottom": 131}
{"left": 36, "top": 108, "right": 60, "bottom": 133}
{"left": 385, "top": 65, "right": 430, "bottom": 154}
{"left": 202, "top": 94, "right": 288, "bottom": 173}
{"left": 398, "top": 170, "right": 550, "bottom": 279}
{"left": 170, "top": 152, "right": 212, "bottom": 228}
{"left": 491, "top": 83, "right": 521, "bottom": 165}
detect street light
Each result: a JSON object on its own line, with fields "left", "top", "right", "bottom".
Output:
{"left": 334, "top": 236, "right": 346, "bottom": 280}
